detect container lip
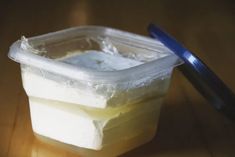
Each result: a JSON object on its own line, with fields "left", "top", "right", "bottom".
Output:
{"left": 8, "top": 25, "right": 183, "bottom": 83}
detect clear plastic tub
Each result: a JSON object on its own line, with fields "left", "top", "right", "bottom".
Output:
{"left": 8, "top": 26, "right": 182, "bottom": 156}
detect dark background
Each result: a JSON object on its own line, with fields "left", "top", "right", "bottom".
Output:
{"left": 0, "top": 0, "right": 235, "bottom": 157}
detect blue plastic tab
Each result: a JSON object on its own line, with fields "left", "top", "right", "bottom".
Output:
{"left": 148, "top": 24, "right": 235, "bottom": 121}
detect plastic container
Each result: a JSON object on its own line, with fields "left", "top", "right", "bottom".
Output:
{"left": 8, "top": 26, "right": 182, "bottom": 156}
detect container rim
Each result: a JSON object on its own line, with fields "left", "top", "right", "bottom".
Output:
{"left": 8, "top": 26, "right": 183, "bottom": 83}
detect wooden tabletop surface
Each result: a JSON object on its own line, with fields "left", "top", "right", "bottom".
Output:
{"left": 0, "top": 0, "right": 235, "bottom": 157}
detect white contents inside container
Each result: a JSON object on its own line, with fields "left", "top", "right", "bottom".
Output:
{"left": 8, "top": 26, "right": 182, "bottom": 157}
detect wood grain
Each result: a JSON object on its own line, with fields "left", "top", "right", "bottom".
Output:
{"left": 0, "top": 0, "right": 234, "bottom": 157}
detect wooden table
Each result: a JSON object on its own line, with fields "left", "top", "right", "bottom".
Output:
{"left": 0, "top": 0, "right": 235, "bottom": 156}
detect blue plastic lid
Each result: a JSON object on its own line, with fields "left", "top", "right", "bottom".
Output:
{"left": 148, "top": 24, "right": 235, "bottom": 121}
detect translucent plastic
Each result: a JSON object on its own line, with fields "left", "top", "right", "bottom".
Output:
{"left": 9, "top": 26, "right": 181, "bottom": 108}
{"left": 8, "top": 26, "right": 182, "bottom": 155}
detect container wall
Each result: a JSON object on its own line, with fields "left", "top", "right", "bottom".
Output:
{"left": 21, "top": 64, "right": 173, "bottom": 108}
